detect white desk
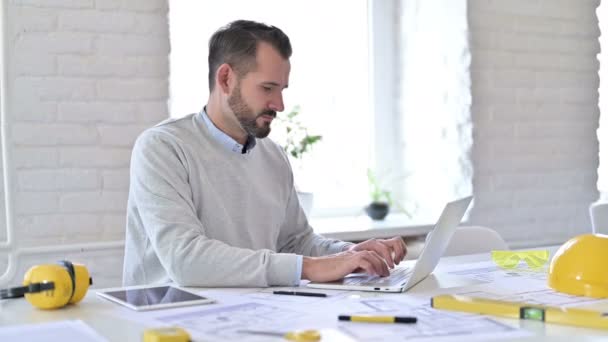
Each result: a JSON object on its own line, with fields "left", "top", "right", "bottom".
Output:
{"left": 2, "top": 251, "right": 607, "bottom": 341}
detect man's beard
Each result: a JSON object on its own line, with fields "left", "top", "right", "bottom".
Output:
{"left": 228, "top": 85, "right": 276, "bottom": 139}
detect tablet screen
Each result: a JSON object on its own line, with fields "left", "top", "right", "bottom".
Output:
{"left": 97, "top": 286, "right": 214, "bottom": 311}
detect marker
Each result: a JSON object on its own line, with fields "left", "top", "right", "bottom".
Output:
{"left": 272, "top": 290, "right": 327, "bottom": 298}
{"left": 338, "top": 315, "right": 417, "bottom": 324}
{"left": 431, "top": 295, "right": 608, "bottom": 330}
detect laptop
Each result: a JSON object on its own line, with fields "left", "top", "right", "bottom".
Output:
{"left": 307, "top": 196, "right": 473, "bottom": 293}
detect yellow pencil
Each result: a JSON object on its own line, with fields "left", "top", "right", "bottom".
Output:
{"left": 431, "top": 294, "right": 608, "bottom": 330}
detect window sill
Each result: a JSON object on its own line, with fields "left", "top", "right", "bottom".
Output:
{"left": 310, "top": 213, "right": 433, "bottom": 242}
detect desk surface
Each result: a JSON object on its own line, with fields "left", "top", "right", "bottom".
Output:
{"left": 2, "top": 251, "right": 607, "bottom": 341}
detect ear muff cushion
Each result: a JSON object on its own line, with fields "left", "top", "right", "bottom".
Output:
{"left": 57, "top": 260, "right": 76, "bottom": 302}
{"left": 69, "top": 263, "right": 91, "bottom": 304}
{"left": 23, "top": 264, "right": 72, "bottom": 310}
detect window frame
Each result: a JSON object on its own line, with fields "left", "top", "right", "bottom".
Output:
{"left": 369, "top": 0, "right": 402, "bottom": 182}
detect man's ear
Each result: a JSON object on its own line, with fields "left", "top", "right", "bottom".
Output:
{"left": 216, "top": 63, "right": 235, "bottom": 95}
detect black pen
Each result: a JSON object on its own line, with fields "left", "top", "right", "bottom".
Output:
{"left": 272, "top": 290, "right": 327, "bottom": 298}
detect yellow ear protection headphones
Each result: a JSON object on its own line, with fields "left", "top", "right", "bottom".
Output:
{"left": 0, "top": 260, "right": 92, "bottom": 309}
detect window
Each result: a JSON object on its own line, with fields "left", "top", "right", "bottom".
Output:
{"left": 170, "top": 1, "right": 471, "bottom": 221}
{"left": 169, "top": 1, "right": 397, "bottom": 217}
{"left": 397, "top": 0, "right": 472, "bottom": 222}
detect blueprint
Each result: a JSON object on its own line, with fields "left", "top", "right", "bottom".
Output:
{"left": 335, "top": 297, "right": 528, "bottom": 342}
{"left": 455, "top": 287, "right": 608, "bottom": 308}
{"left": 444, "top": 260, "right": 548, "bottom": 286}
{"left": 144, "top": 291, "right": 530, "bottom": 342}
{"left": 156, "top": 302, "right": 311, "bottom": 340}
{"left": 444, "top": 261, "right": 608, "bottom": 308}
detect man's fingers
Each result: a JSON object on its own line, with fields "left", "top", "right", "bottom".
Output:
{"left": 361, "top": 251, "right": 389, "bottom": 277}
{"left": 355, "top": 259, "right": 373, "bottom": 276}
{"left": 368, "top": 239, "right": 395, "bottom": 268}
{"left": 400, "top": 239, "right": 408, "bottom": 262}
{"left": 370, "top": 242, "right": 394, "bottom": 268}
{"left": 383, "top": 237, "right": 406, "bottom": 264}
{"left": 351, "top": 238, "right": 410, "bottom": 270}
{"left": 393, "top": 238, "right": 405, "bottom": 263}
{"left": 362, "top": 251, "right": 389, "bottom": 276}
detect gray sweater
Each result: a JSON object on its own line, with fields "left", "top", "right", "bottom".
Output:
{"left": 123, "top": 112, "right": 352, "bottom": 287}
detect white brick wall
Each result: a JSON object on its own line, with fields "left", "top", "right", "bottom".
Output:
{"left": 468, "top": 0, "right": 601, "bottom": 247}
{"left": 5, "top": 0, "right": 169, "bottom": 287}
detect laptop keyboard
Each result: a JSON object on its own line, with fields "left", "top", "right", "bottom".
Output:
{"left": 343, "top": 266, "right": 412, "bottom": 286}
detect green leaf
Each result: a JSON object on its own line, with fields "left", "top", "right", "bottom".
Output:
{"left": 277, "top": 105, "right": 322, "bottom": 160}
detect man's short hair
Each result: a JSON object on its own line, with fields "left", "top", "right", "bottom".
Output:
{"left": 208, "top": 20, "right": 292, "bottom": 92}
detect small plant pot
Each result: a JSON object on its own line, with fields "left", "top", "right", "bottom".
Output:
{"left": 365, "top": 202, "right": 390, "bottom": 220}
{"left": 297, "top": 191, "right": 314, "bottom": 217}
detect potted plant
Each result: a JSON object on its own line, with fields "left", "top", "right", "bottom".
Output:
{"left": 365, "top": 169, "right": 392, "bottom": 220}
{"left": 273, "top": 106, "right": 322, "bottom": 216}
{"left": 277, "top": 106, "right": 322, "bottom": 160}
{"left": 365, "top": 169, "right": 413, "bottom": 220}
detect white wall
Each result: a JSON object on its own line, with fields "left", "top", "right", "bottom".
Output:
{"left": 2, "top": 0, "right": 169, "bottom": 287}
{"left": 468, "top": 0, "right": 601, "bottom": 247}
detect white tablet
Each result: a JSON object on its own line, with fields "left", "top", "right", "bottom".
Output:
{"left": 96, "top": 285, "right": 215, "bottom": 311}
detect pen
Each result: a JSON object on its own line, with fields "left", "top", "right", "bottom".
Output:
{"left": 338, "top": 315, "right": 417, "bottom": 324}
{"left": 431, "top": 295, "right": 608, "bottom": 330}
{"left": 272, "top": 290, "right": 327, "bottom": 298}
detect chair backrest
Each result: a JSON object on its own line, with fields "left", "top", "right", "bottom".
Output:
{"left": 438, "top": 226, "right": 508, "bottom": 257}
{"left": 590, "top": 201, "right": 608, "bottom": 235}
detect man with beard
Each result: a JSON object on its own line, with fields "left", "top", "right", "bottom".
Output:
{"left": 123, "top": 20, "right": 407, "bottom": 287}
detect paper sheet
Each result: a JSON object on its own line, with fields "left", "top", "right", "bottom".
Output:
{"left": 157, "top": 301, "right": 336, "bottom": 341}
{"left": 0, "top": 320, "right": 107, "bottom": 342}
{"left": 455, "top": 287, "right": 608, "bottom": 308}
{"left": 444, "top": 260, "right": 548, "bottom": 290}
{"left": 135, "top": 289, "right": 530, "bottom": 342}
{"left": 444, "top": 261, "right": 608, "bottom": 308}
{"left": 339, "top": 316, "right": 523, "bottom": 342}
{"left": 334, "top": 297, "right": 529, "bottom": 342}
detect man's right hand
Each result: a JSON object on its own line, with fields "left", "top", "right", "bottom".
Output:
{"left": 301, "top": 250, "right": 390, "bottom": 282}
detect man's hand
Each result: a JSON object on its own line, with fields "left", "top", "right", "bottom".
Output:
{"left": 346, "top": 237, "right": 407, "bottom": 269}
{"left": 301, "top": 250, "right": 390, "bottom": 282}
{"left": 300, "top": 237, "right": 407, "bottom": 283}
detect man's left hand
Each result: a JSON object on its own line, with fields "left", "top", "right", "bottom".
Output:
{"left": 346, "top": 237, "right": 407, "bottom": 269}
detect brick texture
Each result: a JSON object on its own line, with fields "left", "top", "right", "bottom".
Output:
{"left": 468, "top": 0, "right": 601, "bottom": 247}
{"left": 4, "top": 0, "right": 169, "bottom": 287}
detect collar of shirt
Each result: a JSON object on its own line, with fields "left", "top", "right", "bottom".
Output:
{"left": 200, "top": 107, "right": 256, "bottom": 154}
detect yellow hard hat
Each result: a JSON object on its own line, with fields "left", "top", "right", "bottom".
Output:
{"left": 548, "top": 234, "right": 608, "bottom": 298}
